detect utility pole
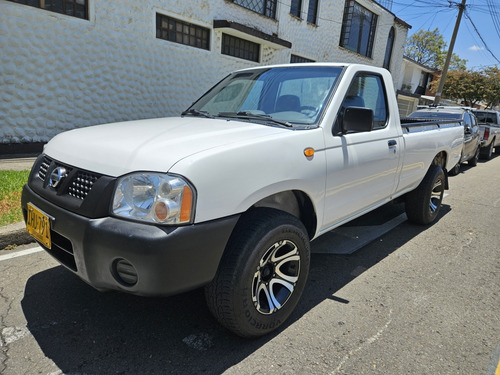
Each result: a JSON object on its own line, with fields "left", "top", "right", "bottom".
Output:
{"left": 433, "top": 0, "right": 466, "bottom": 106}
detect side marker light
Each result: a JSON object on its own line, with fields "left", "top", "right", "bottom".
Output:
{"left": 304, "top": 148, "right": 315, "bottom": 158}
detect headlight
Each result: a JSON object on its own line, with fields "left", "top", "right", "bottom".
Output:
{"left": 112, "top": 173, "right": 195, "bottom": 225}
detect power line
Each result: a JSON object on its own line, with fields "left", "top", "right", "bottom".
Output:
{"left": 464, "top": 9, "right": 500, "bottom": 64}
{"left": 486, "top": 0, "right": 500, "bottom": 37}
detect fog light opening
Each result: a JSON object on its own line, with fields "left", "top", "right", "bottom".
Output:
{"left": 112, "top": 258, "right": 138, "bottom": 286}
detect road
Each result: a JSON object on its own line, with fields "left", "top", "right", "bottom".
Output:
{"left": 1, "top": 156, "right": 499, "bottom": 375}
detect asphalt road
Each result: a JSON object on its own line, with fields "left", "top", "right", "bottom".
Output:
{"left": 1, "top": 156, "right": 499, "bottom": 375}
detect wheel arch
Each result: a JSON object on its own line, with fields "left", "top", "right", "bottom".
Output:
{"left": 251, "top": 190, "right": 317, "bottom": 240}
{"left": 432, "top": 151, "right": 450, "bottom": 189}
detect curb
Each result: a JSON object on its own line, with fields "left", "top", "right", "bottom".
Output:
{"left": 0, "top": 222, "right": 35, "bottom": 250}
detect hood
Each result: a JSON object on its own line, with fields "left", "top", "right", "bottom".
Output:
{"left": 44, "top": 117, "right": 286, "bottom": 176}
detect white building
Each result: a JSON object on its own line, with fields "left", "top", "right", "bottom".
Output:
{"left": 0, "top": 0, "right": 410, "bottom": 147}
{"left": 396, "top": 56, "right": 438, "bottom": 117}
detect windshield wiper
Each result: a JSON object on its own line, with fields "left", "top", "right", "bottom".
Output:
{"left": 181, "top": 109, "right": 214, "bottom": 119}
{"left": 217, "top": 111, "right": 293, "bottom": 128}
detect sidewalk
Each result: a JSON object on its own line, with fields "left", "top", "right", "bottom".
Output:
{"left": 0, "top": 156, "right": 37, "bottom": 249}
{"left": 0, "top": 156, "right": 37, "bottom": 171}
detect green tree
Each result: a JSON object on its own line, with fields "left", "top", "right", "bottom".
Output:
{"left": 432, "top": 70, "right": 486, "bottom": 107}
{"left": 483, "top": 67, "right": 500, "bottom": 108}
{"left": 405, "top": 28, "right": 467, "bottom": 70}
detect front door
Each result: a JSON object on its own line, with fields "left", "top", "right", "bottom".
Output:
{"left": 321, "top": 73, "right": 402, "bottom": 233}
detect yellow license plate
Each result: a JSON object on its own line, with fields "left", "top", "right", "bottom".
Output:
{"left": 26, "top": 203, "right": 51, "bottom": 249}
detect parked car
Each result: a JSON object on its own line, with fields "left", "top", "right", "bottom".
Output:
{"left": 471, "top": 109, "right": 500, "bottom": 160}
{"left": 22, "top": 64, "right": 463, "bottom": 337}
{"left": 408, "top": 107, "right": 481, "bottom": 175}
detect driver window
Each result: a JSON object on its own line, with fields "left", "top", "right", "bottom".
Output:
{"left": 340, "top": 73, "right": 388, "bottom": 131}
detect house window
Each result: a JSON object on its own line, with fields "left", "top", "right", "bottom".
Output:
{"left": 290, "top": 0, "right": 302, "bottom": 18}
{"left": 6, "top": 0, "right": 88, "bottom": 19}
{"left": 290, "top": 54, "right": 315, "bottom": 63}
{"left": 231, "top": 0, "right": 277, "bottom": 19}
{"left": 156, "top": 14, "right": 210, "bottom": 50}
{"left": 307, "top": 0, "right": 319, "bottom": 24}
{"left": 383, "top": 27, "right": 395, "bottom": 70}
{"left": 340, "top": 1, "right": 378, "bottom": 58}
{"left": 221, "top": 34, "right": 260, "bottom": 62}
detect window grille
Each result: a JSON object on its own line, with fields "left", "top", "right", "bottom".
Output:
{"left": 290, "top": 55, "right": 315, "bottom": 63}
{"left": 340, "top": 0, "right": 378, "bottom": 58}
{"left": 156, "top": 14, "right": 210, "bottom": 50}
{"left": 221, "top": 33, "right": 260, "bottom": 62}
{"left": 7, "top": 0, "right": 88, "bottom": 19}
{"left": 231, "top": 0, "right": 277, "bottom": 19}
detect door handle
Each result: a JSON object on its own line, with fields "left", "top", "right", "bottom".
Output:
{"left": 388, "top": 140, "right": 397, "bottom": 153}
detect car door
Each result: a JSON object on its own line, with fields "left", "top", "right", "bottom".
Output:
{"left": 321, "top": 73, "right": 402, "bottom": 233}
{"left": 462, "top": 112, "right": 474, "bottom": 159}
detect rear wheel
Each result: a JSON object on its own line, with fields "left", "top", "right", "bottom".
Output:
{"left": 405, "top": 165, "right": 445, "bottom": 225}
{"left": 480, "top": 142, "right": 494, "bottom": 160}
{"left": 468, "top": 146, "right": 480, "bottom": 166}
{"left": 205, "top": 208, "right": 310, "bottom": 338}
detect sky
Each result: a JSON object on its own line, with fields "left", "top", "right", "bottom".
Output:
{"left": 386, "top": 0, "right": 500, "bottom": 69}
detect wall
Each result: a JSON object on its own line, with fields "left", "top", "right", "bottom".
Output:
{"left": 0, "top": 0, "right": 409, "bottom": 144}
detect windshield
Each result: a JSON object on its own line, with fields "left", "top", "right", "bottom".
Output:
{"left": 185, "top": 66, "right": 343, "bottom": 126}
{"left": 408, "top": 111, "right": 462, "bottom": 120}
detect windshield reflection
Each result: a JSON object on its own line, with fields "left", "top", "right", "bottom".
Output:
{"left": 184, "top": 66, "right": 343, "bottom": 127}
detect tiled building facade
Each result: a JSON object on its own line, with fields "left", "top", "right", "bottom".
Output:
{"left": 0, "top": 0, "right": 410, "bottom": 144}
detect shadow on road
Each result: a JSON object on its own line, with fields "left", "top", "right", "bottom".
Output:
{"left": 21, "top": 204, "right": 451, "bottom": 374}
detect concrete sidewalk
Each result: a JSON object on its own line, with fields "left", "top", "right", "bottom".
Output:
{"left": 1, "top": 156, "right": 37, "bottom": 249}
{"left": 0, "top": 156, "right": 37, "bottom": 171}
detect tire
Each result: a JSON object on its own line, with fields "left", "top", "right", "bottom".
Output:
{"left": 494, "top": 140, "right": 500, "bottom": 155}
{"left": 405, "top": 165, "right": 445, "bottom": 225}
{"left": 448, "top": 160, "right": 461, "bottom": 176}
{"left": 468, "top": 146, "right": 480, "bottom": 167}
{"left": 480, "top": 141, "right": 494, "bottom": 160}
{"left": 205, "top": 208, "right": 310, "bottom": 338}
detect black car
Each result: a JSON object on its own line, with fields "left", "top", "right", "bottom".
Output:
{"left": 408, "top": 107, "right": 481, "bottom": 175}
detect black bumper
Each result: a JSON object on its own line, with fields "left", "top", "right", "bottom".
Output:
{"left": 22, "top": 184, "right": 240, "bottom": 297}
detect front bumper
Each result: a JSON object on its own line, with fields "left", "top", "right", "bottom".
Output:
{"left": 22, "top": 184, "right": 240, "bottom": 297}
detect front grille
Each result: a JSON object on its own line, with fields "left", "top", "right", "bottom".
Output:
{"left": 68, "top": 171, "right": 99, "bottom": 200}
{"left": 37, "top": 157, "right": 102, "bottom": 201}
{"left": 38, "top": 157, "right": 51, "bottom": 181}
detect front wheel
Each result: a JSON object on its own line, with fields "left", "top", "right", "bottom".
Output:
{"left": 405, "top": 165, "right": 445, "bottom": 225}
{"left": 205, "top": 208, "right": 310, "bottom": 338}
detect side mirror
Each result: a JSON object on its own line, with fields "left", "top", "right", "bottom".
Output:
{"left": 342, "top": 107, "right": 374, "bottom": 134}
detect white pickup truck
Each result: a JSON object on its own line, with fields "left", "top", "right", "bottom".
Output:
{"left": 22, "top": 63, "right": 463, "bottom": 337}
{"left": 472, "top": 109, "right": 500, "bottom": 159}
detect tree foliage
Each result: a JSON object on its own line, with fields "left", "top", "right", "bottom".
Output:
{"left": 483, "top": 67, "right": 500, "bottom": 108}
{"left": 405, "top": 28, "right": 467, "bottom": 70}
{"left": 431, "top": 68, "right": 500, "bottom": 108}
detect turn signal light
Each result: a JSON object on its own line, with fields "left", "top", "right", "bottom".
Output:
{"left": 304, "top": 148, "right": 315, "bottom": 157}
